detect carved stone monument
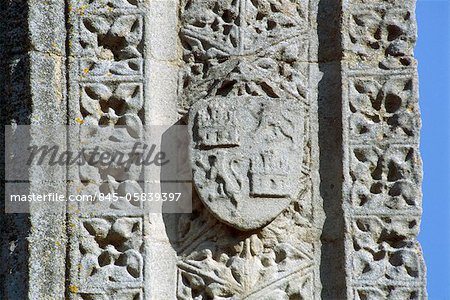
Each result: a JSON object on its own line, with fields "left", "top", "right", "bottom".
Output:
{"left": 0, "top": 0, "right": 426, "bottom": 299}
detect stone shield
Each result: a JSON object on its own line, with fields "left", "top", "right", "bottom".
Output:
{"left": 189, "top": 96, "right": 304, "bottom": 230}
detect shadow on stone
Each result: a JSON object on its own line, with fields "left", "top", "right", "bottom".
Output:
{"left": 317, "top": 0, "right": 347, "bottom": 298}
{"left": 0, "top": 1, "right": 31, "bottom": 298}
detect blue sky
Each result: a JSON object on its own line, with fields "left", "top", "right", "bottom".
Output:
{"left": 416, "top": 0, "right": 450, "bottom": 298}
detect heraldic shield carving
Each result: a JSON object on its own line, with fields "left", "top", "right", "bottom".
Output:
{"left": 189, "top": 96, "right": 304, "bottom": 230}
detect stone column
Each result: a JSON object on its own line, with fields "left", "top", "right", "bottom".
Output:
{"left": 66, "top": 0, "right": 180, "bottom": 299}
{"left": 28, "top": 0, "right": 68, "bottom": 298}
{"left": 342, "top": 0, "right": 427, "bottom": 298}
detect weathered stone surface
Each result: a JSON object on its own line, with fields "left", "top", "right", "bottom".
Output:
{"left": 0, "top": 3, "right": 30, "bottom": 298}
{"left": 66, "top": 1, "right": 150, "bottom": 298}
{"left": 178, "top": 0, "right": 310, "bottom": 111}
{"left": 189, "top": 96, "right": 304, "bottom": 230}
{"left": 342, "top": 0, "right": 426, "bottom": 298}
{"left": 176, "top": 0, "right": 323, "bottom": 298}
{"left": 0, "top": 0, "right": 426, "bottom": 299}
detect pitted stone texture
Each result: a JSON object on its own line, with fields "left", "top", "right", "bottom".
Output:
{"left": 178, "top": 234, "right": 315, "bottom": 299}
{"left": 189, "top": 96, "right": 304, "bottom": 230}
{"left": 75, "top": 0, "right": 140, "bottom": 9}
{"left": 349, "top": 145, "right": 422, "bottom": 211}
{"left": 78, "top": 13, "right": 144, "bottom": 77}
{"left": 343, "top": 0, "right": 417, "bottom": 70}
{"left": 169, "top": 191, "right": 317, "bottom": 300}
{"left": 2, "top": 0, "right": 426, "bottom": 298}
{"left": 354, "top": 287, "right": 424, "bottom": 300}
{"left": 343, "top": 0, "right": 426, "bottom": 298}
{"left": 80, "top": 82, "right": 144, "bottom": 128}
{"left": 67, "top": 0, "right": 150, "bottom": 298}
{"left": 347, "top": 75, "right": 420, "bottom": 142}
{"left": 350, "top": 216, "right": 423, "bottom": 282}
{"left": 181, "top": 0, "right": 308, "bottom": 55}
{"left": 78, "top": 217, "right": 143, "bottom": 285}
{"left": 78, "top": 289, "right": 143, "bottom": 300}
{"left": 177, "top": 0, "right": 321, "bottom": 298}
{"left": 179, "top": 0, "right": 310, "bottom": 110}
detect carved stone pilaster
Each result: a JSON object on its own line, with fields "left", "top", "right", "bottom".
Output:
{"left": 342, "top": 0, "right": 427, "bottom": 298}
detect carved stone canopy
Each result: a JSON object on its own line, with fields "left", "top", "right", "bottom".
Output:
{"left": 189, "top": 96, "right": 304, "bottom": 230}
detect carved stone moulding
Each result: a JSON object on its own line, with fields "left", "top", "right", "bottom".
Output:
{"left": 189, "top": 96, "right": 304, "bottom": 230}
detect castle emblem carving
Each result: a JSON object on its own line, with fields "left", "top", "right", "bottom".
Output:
{"left": 189, "top": 96, "right": 304, "bottom": 230}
